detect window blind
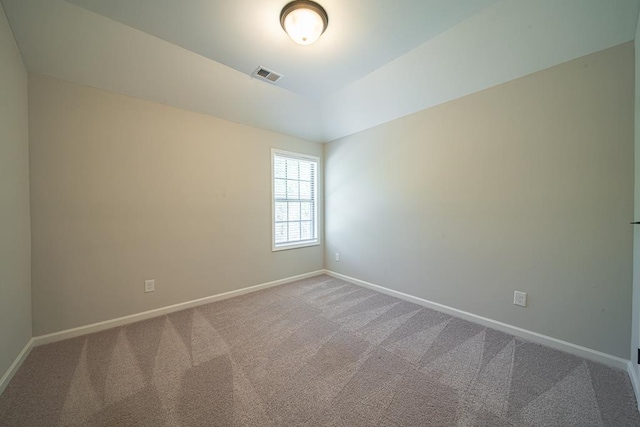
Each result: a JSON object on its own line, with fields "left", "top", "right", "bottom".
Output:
{"left": 272, "top": 150, "right": 318, "bottom": 250}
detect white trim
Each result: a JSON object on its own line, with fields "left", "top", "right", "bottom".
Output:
{"left": 628, "top": 361, "right": 640, "bottom": 410}
{"left": 271, "top": 148, "right": 320, "bottom": 252}
{"left": 0, "top": 338, "right": 33, "bottom": 395}
{"left": 32, "top": 270, "right": 325, "bottom": 347}
{"left": 273, "top": 241, "right": 320, "bottom": 252}
{"left": 324, "top": 269, "right": 630, "bottom": 371}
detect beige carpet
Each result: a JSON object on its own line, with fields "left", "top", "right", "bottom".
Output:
{"left": 1, "top": 274, "right": 639, "bottom": 426}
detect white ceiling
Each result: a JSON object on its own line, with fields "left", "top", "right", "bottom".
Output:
{"left": 63, "top": 0, "right": 500, "bottom": 99}
{"left": 2, "top": 0, "right": 640, "bottom": 142}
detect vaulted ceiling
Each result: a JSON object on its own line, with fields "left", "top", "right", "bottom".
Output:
{"left": 2, "top": 0, "right": 639, "bottom": 142}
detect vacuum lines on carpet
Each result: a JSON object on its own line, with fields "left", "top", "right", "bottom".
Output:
{"left": 1, "top": 275, "right": 638, "bottom": 426}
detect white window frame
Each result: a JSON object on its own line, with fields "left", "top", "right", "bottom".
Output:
{"left": 271, "top": 149, "right": 320, "bottom": 251}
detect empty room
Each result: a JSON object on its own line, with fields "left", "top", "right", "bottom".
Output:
{"left": 2, "top": 0, "right": 640, "bottom": 425}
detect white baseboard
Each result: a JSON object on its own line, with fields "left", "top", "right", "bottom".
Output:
{"left": 0, "top": 338, "right": 33, "bottom": 395}
{"left": 324, "top": 270, "right": 630, "bottom": 371}
{"left": 628, "top": 361, "right": 640, "bottom": 408}
{"left": 33, "top": 270, "right": 325, "bottom": 347}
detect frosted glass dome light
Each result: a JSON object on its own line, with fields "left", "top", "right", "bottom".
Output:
{"left": 280, "top": 1, "right": 328, "bottom": 45}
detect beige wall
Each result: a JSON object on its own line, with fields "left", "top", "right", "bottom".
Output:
{"left": 29, "top": 75, "right": 324, "bottom": 335}
{"left": 325, "top": 42, "right": 634, "bottom": 358}
{"left": 0, "top": 5, "right": 31, "bottom": 377}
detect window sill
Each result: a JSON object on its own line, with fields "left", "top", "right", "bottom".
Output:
{"left": 272, "top": 241, "right": 320, "bottom": 252}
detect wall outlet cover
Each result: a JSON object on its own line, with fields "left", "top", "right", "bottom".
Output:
{"left": 514, "top": 291, "right": 527, "bottom": 307}
{"left": 144, "top": 279, "right": 155, "bottom": 293}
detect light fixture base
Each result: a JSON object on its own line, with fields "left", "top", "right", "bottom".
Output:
{"left": 280, "top": 0, "right": 328, "bottom": 45}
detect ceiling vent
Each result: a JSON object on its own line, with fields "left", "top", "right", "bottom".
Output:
{"left": 251, "top": 66, "right": 283, "bottom": 84}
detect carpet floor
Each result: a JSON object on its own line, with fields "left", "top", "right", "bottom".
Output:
{"left": 1, "top": 274, "right": 639, "bottom": 426}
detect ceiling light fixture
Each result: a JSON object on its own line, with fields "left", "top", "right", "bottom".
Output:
{"left": 280, "top": 0, "right": 328, "bottom": 46}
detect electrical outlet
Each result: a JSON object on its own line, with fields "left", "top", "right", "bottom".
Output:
{"left": 513, "top": 291, "right": 527, "bottom": 307}
{"left": 144, "top": 279, "right": 155, "bottom": 293}
{"left": 335, "top": 252, "right": 340, "bottom": 262}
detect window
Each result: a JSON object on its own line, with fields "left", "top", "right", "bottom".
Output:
{"left": 272, "top": 149, "right": 319, "bottom": 250}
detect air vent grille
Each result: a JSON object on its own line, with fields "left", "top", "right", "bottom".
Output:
{"left": 251, "top": 66, "right": 283, "bottom": 84}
